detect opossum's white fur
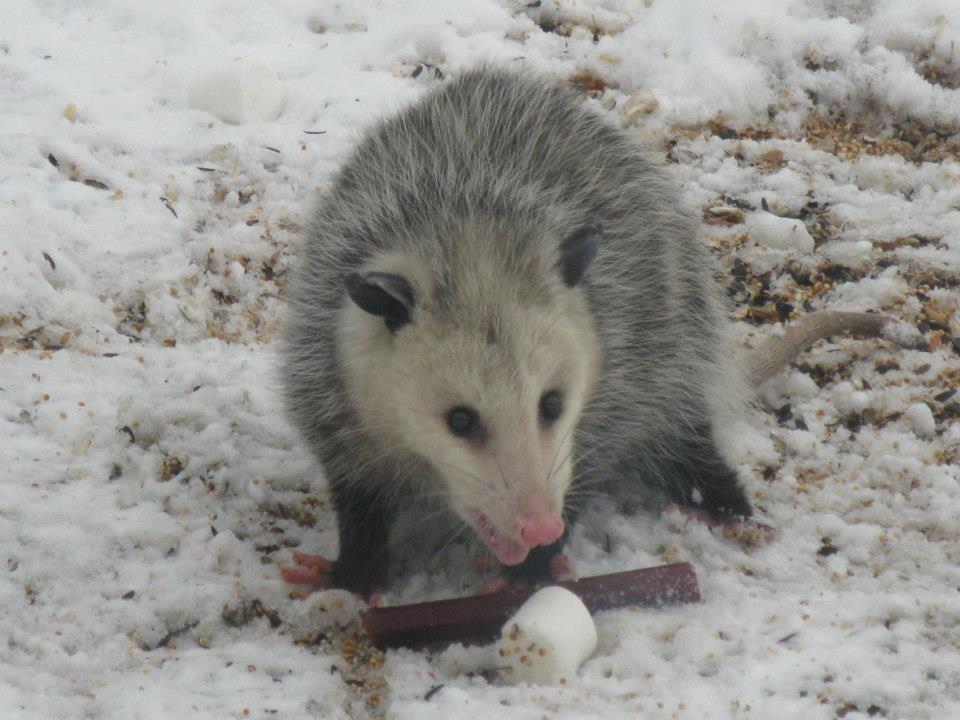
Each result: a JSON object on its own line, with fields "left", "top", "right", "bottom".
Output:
{"left": 336, "top": 226, "right": 602, "bottom": 533}
{"left": 282, "top": 67, "right": 750, "bottom": 580}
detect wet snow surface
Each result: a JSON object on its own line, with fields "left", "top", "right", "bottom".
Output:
{"left": 2, "top": 1, "right": 960, "bottom": 718}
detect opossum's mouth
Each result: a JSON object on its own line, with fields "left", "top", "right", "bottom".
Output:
{"left": 469, "top": 510, "right": 530, "bottom": 565}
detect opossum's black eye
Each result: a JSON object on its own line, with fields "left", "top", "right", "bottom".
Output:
{"left": 447, "top": 407, "right": 480, "bottom": 438}
{"left": 539, "top": 391, "right": 563, "bottom": 425}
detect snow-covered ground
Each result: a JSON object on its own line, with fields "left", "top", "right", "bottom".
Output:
{"left": 2, "top": 1, "right": 960, "bottom": 718}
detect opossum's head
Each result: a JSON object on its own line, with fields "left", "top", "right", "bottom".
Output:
{"left": 338, "top": 220, "right": 603, "bottom": 565}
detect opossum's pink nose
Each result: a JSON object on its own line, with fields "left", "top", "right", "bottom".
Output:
{"left": 518, "top": 514, "right": 565, "bottom": 547}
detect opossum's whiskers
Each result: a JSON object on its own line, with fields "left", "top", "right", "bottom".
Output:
{"left": 339, "top": 446, "right": 419, "bottom": 504}
{"left": 493, "top": 453, "right": 509, "bottom": 489}
{"left": 544, "top": 420, "right": 576, "bottom": 488}
{"left": 550, "top": 444, "right": 576, "bottom": 487}
{"left": 563, "top": 486, "right": 609, "bottom": 501}
{"left": 398, "top": 506, "right": 456, "bottom": 536}
{"left": 432, "top": 522, "right": 473, "bottom": 558}
{"left": 432, "top": 459, "right": 485, "bottom": 490}
{"left": 560, "top": 434, "right": 614, "bottom": 477}
{"left": 331, "top": 422, "right": 404, "bottom": 442}
{"left": 406, "top": 486, "right": 448, "bottom": 508}
{"left": 343, "top": 440, "right": 409, "bottom": 476}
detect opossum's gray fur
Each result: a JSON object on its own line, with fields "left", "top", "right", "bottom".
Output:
{"left": 280, "top": 67, "right": 889, "bottom": 590}
{"left": 288, "top": 71, "right": 734, "bottom": 470}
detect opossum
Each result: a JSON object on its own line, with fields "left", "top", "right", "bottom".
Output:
{"left": 280, "top": 67, "right": 900, "bottom": 594}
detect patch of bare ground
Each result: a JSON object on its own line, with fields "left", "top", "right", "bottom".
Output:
{"left": 803, "top": 115, "right": 960, "bottom": 163}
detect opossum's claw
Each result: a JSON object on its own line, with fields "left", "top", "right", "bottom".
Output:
{"left": 280, "top": 565, "right": 329, "bottom": 585}
{"left": 280, "top": 551, "right": 334, "bottom": 591}
{"left": 291, "top": 550, "right": 334, "bottom": 571}
{"left": 662, "top": 503, "right": 730, "bottom": 529}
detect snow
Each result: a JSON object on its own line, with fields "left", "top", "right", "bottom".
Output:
{"left": 905, "top": 402, "right": 937, "bottom": 438}
{"left": 745, "top": 211, "right": 816, "bottom": 253}
{"left": 2, "top": 0, "right": 960, "bottom": 719}
{"left": 188, "top": 61, "right": 284, "bottom": 125}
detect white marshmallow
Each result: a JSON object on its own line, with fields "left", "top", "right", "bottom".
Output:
{"left": 745, "top": 211, "right": 815, "bottom": 253}
{"left": 495, "top": 586, "right": 597, "bottom": 685}
{"left": 188, "top": 61, "right": 283, "bottom": 124}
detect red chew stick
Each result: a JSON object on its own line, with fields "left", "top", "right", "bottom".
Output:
{"left": 360, "top": 562, "right": 701, "bottom": 649}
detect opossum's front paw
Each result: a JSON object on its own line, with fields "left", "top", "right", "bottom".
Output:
{"left": 280, "top": 551, "right": 385, "bottom": 603}
{"left": 662, "top": 505, "right": 774, "bottom": 545}
{"left": 280, "top": 551, "right": 334, "bottom": 591}
{"left": 662, "top": 504, "right": 732, "bottom": 529}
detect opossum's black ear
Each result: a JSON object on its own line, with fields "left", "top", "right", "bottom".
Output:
{"left": 558, "top": 217, "right": 601, "bottom": 287}
{"left": 344, "top": 271, "right": 415, "bottom": 332}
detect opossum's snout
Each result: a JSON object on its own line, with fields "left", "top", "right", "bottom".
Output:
{"left": 469, "top": 504, "right": 565, "bottom": 565}
{"left": 519, "top": 511, "right": 565, "bottom": 546}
